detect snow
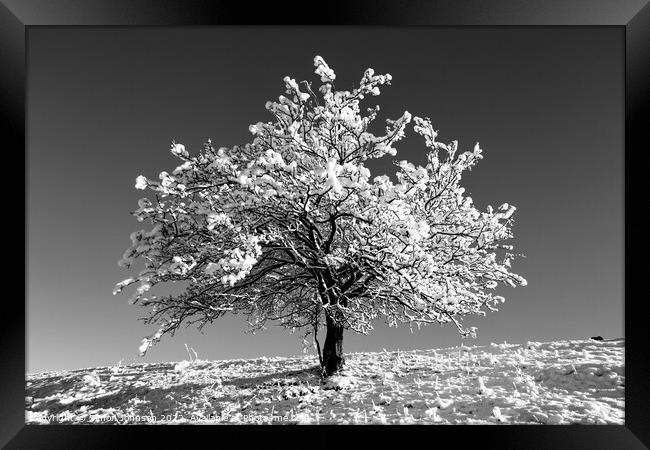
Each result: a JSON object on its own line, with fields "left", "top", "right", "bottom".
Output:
{"left": 173, "top": 360, "right": 193, "bottom": 372}
{"left": 112, "top": 278, "right": 134, "bottom": 295}
{"left": 82, "top": 372, "right": 101, "bottom": 387}
{"left": 25, "top": 338, "right": 623, "bottom": 425}
{"left": 170, "top": 143, "right": 188, "bottom": 158}
{"left": 313, "top": 55, "right": 336, "bottom": 83}
{"left": 134, "top": 175, "right": 147, "bottom": 190}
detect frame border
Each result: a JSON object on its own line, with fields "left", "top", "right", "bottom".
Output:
{"left": 4, "top": 0, "right": 648, "bottom": 448}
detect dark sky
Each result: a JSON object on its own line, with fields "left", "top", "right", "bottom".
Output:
{"left": 27, "top": 27, "right": 623, "bottom": 373}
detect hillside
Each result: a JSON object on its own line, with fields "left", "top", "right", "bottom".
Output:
{"left": 25, "top": 338, "right": 624, "bottom": 425}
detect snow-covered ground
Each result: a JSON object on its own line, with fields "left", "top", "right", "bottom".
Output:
{"left": 25, "top": 338, "right": 624, "bottom": 425}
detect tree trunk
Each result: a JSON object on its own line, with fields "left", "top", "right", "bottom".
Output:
{"left": 322, "top": 314, "right": 344, "bottom": 376}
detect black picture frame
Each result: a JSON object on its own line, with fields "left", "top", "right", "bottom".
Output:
{"left": 4, "top": 0, "right": 648, "bottom": 448}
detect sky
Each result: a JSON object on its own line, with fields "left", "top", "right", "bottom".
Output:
{"left": 27, "top": 27, "right": 623, "bottom": 373}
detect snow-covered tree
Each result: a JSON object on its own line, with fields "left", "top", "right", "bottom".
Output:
{"left": 115, "top": 56, "right": 526, "bottom": 376}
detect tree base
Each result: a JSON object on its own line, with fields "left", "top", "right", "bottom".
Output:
{"left": 322, "top": 316, "right": 345, "bottom": 376}
{"left": 323, "top": 354, "right": 345, "bottom": 377}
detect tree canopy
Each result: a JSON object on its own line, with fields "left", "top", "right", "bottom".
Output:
{"left": 115, "top": 56, "right": 526, "bottom": 364}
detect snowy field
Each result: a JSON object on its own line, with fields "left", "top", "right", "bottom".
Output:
{"left": 26, "top": 338, "right": 624, "bottom": 425}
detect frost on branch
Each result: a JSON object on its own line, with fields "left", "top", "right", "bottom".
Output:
{"left": 116, "top": 56, "right": 526, "bottom": 357}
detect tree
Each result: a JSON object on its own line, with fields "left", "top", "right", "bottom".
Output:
{"left": 115, "top": 56, "right": 527, "bottom": 376}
